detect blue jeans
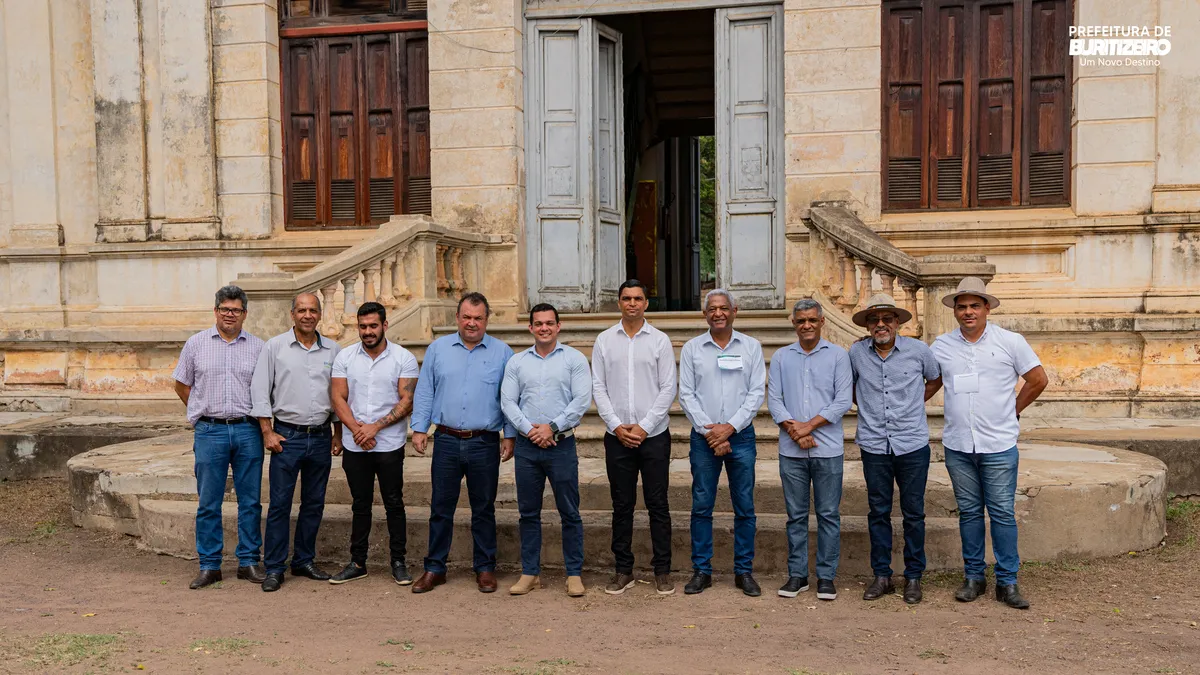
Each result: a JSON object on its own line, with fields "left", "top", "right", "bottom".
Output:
{"left": 514, "top": 435, "right": 583, "bottom": 576}
{"left": 193, "top": 420, "right": 264, "bottom": 570}
{"left": 263, "top": 424, "right": 332, "bottom": 574}
{"left": 424, "top": 431, "right": 500, "bottom": 574}
{"left": 779, "top": 454, "right": 843, "bottom": 580}
{"left": 944, "top": 445, "right": 1020, "bottom": 585}
{"left": 861, "top": 445, "right": 930, "bottom": 579}
{"left": 690, "top": 427, "right": 756, "bottom": 575}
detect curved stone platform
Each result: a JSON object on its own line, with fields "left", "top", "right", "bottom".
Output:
{"left": 68, "top": 433, "right": 1167, "bottom": 574}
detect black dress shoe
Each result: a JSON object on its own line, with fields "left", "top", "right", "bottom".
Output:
{"left": 262, "top": 572, "right": 284, "bottom": 592}
{"left": 237, "top": 564, "right": 266, "bottom": 583}
{"left": 735, "top": 573, "right": 761, "bottom": 597}
{"left": 903, "top": 578, "right": 922, "bottom": 605}
{"left": 189, "top": 569, "right": 222, "bottom": 590}
{"left": 955, "top": 578, "right": 988, "bottom": 602}
{"left": 291, "top": 563, "right": 331, "bottom": 581}
{"left": 995, "top": 583, "right": 1030, "bottom": 609}
{"left": 684, "top": 571, "right": 712, "bottom": 595}
{"left": 862, "top": 576, "right": 895, "bottom": 601}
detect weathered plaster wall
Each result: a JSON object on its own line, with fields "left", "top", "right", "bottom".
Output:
{"left": 1152, "top": 0, "right": 1200, "bottom": 212}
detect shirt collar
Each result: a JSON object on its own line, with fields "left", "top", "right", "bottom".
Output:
{"left": 952, "top": 322, "right": 992, "bottom": 345}
{"left": 289, "top": 327, "right": 326, "bottom": 350}
{"left": 701, "top": 330, "right": 742, "bottom": 349}
{"left": 356, "top": 340, "right": 392, "bottom": 360}
{"left": 613, "top": 320, "right": 652, "bottom": 337}
{"left": 208, "top": 326, "right": 248, "bottom": 343}
{"left": 790, "top": 338, "right": 829, "bottom": 355}
{"left": 452, "top": 332, "right": 490, "bottom": 349}
{"left": 524, "top": 342, "right": 564, "bottom": 359}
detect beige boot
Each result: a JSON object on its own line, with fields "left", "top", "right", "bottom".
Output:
{"left": 509, "top": 574, "right": 540, "bottom": 595}
{"left": 566, "top": 576, "right": 585, "bottom": 597}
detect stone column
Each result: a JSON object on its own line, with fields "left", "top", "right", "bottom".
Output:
{"left": 916, "top": 255, "right": 994, "bottom": 345}
{"left": 92, "top": 0, "right": 150, "bottom": 242}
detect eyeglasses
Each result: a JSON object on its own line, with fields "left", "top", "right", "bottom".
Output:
{"left": 216, "top": 307, "right": 246, "bottom": 316}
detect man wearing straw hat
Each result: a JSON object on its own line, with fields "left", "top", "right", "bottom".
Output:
{"left": 848, "top": 294, "right": 942, "bottom": 605}
{"left": 931, "top": 277, "right": 1048, "bottom": 610}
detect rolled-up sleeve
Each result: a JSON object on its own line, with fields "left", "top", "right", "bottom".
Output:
{"left": 250, "top": 340, "right": 274, "bottom": 419}
{"left": 728, "top": 341, "right": 766, "bottom": 433}
{"left": 767, "top": 349, "right": 793, "bottom": 424}
{"left": 638, "top": 334, "right": 677, "bottom": 434}
{"left": 817, "top": 350, "right": 853, "bottom": 425}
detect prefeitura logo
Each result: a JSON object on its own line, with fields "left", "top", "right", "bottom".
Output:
{"left": 1070, "top": 25, "right": 1172, "bottom": 66}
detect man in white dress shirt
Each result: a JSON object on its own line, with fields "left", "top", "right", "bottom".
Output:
{"left": 678, "top": 289, "right": 766, "bottom": 597}
{"left": 328, "top": 302, "right": 421, "bottom": 586}
{"left": 930, "top": 277, "right": 1047, "bottom": 610}
{"left": 592, "top": 279, "right": 678, "bottom": 596}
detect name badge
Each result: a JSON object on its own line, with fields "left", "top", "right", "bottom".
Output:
{"left": 717, "top": 354, "right": 743, "bottom": 371}
{"left": 954, "top": 372, "right": 980, "bottom": 394}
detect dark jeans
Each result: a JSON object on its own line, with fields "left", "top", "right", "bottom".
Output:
{"left": 193, "top": 420, "right": 263, "bottom": 570}
{"left": 264, "top": 424, "right": 333, "bottom": 574}
{"left": 515, "top": 435, "right": 583, "bottom": 576}
{"left": 342, "top": 448, "right": 407, "bottom": 565}
{"left": 690, "top": 427, "right": 756, "bottom": 575}
{"left": 860, "top": 444, "right": 930, "bottom": 579}
{"left": 779, "top": 454, "right": 843, "bottom": 580}
{"left": 424, "top": 431, "right": 500, "bottom": 574}
{"left": 604, "top": 430, "right": 672, "bottom": 575}
{"left": 944, "top": 445, "right": 1021, "bottom": 585}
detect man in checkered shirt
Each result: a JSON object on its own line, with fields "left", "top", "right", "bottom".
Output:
{"left": 173, "top": 285, "right": 266, "bottom": 590}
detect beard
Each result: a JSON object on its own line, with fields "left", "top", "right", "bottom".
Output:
{"left": 361, "top": 332, "right": 383, "bottom": 347}
{"left": 872, "top": 333, "right": 893, "bottom": 346}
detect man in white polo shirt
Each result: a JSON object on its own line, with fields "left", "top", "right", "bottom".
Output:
{"left": 930, "top": 277, "right": 1047, "bottom": 610}
{"left": 328, "top": 302, "right": 420, "bottom": 586}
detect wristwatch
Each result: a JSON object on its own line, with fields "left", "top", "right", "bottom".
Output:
{"left": 549, "top": 421, "right": 560, "bottom": 434}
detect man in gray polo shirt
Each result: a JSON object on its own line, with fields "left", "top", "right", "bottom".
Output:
{"left": 251, "top": 292, "right": 342, "bottom": 592}
{"left": 848, "top": 294, "right": 942, "bottom": 605}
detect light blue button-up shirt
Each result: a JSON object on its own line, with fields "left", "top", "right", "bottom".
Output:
{"left": 767, "top": 338, "right": 853, "bottom": 458}
{"left": 849, "top": 335, "right": 941, "bottom": 455}
{"left": 678, "top": 330, "right": 766, "bottom": 435}
{"left": 411, "top": 332, "right": 515, "bottom": 438}
{"left": 500, "top": 342, "right": 592, "bottom": 436}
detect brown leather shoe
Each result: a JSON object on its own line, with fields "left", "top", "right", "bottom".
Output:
{"left": 189, "top": 569, "right": 222, "bottom": 590}
{"left": 411, "top": 571, "right": 446, "bottom": 594}
{"left": 237, "top": 564, "right": 267, "bottom": 584}
{"left": 476, "top": 570, "right": 498, "bottom": 593}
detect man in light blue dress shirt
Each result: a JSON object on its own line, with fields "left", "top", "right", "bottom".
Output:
{"left": 767, "top": 298, "right": 852, "bottom": 601}
{"left": 501, "top": 303, "right": 592, "bottom": 598}
{"left": 678, "top": 289, "right": 766, "bottom": 597}
{"left": 410, "top": 292, "right": 516, "bottom": 594}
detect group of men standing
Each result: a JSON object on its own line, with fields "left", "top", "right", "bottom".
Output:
{"left": 174, "top": 274, "right": 1045, "bottom": 609}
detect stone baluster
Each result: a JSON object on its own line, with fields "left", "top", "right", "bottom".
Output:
{"left": 855, "top": 261, "right": 874, "bottom": 312}
{"left": 340, "top": 274, "right": 358, "bottom": 328}
{"left": 822, "top": 236, "right": 839, "bottom": 297}
{"left": 829, "top": 246, "right": 846, "bottom": 304}
{"left": 436, "top": 245, "right": 449, "bottom": 296}
{"left": 379, "top": 255, "right": 397, "bottom": 306}
{"left": 319, "top": 284, "right": 342, "bottom": 338}
{"left": 392, "top": 247, "right": 410, "bottom": 300}
{"left": 450, "top": 247, "right": 466, "bottom": 294}
{"left": 879, "top": 271, "right": 896, "bottom": 299}
{"left": 900, "top": 279, "right": 922, "bottom": 337}
{"left": 840, "top": 252, "right": 858, "bottom": 309}
{"left": 363, "top": 263, "right": 380, "bottom": 304}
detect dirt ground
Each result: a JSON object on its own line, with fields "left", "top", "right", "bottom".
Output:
{"left": 1, "top": 478, "right": 1198, "bottom": 674}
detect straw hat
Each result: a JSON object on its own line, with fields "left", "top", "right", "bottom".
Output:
{"left": 941, "top": 276, "right": 1000, "bottom": 309}
{"left": 851, "top": 293, "right": 913, "bottom": 327}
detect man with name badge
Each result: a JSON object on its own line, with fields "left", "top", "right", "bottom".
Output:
{"left": 410, "top": 292, "right": 516, "bottom": 594}
{"left": 767, "top": 299, "right": 852, "bottom": 602}
{"left": 931, "top": 277, "right": 1047, "bottom": 610}
{"left": 501, "top": 303, "right": 592, "bottom": 597}
{"left": 251, "top": 292, "right": 342, "bottom": 592}
{"left": 848, "top": 294, "right": 942, "bottom": 605}
{"left": 678, "top": 289, "right": 766, "bottom": 597}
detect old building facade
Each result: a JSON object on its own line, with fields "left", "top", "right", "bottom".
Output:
{"left": 0, "top": 0, "right": 1197, "bottom": 417}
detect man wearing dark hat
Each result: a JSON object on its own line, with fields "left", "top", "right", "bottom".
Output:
{"left": 848, "top": 294, "right": 942, "bottom": 605}
{"left": 930, "top": 277, "right": 1048, "bottom": 610}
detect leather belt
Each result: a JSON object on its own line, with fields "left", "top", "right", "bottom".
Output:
{"left": 554, "top": 428, "right": 575, "bottom": 442}
{"left": 275, "top": 419, "right": 331, "bottom": 434}
{"left": 198, "top": 415, "right": 252, "bottom": 425}
{"left": 435, "top": 426, "right": 497, "bottom": 440}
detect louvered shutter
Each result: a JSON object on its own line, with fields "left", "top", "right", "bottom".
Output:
{"left": 403, "top": 35, "right": 431, "bottom": 215}
{"left": 882, "top": 1, "right": 926, "bottom": 209}
{"left": 1023, "top": 0, "right": 1069, "bottom": 204}
{"left": 283, "top": 39, "right": 321, "bottom": 225}
{"left": 929, "top": 0, "right": 966, "bottom": 208}
{"left": 971, "top": 1, "right": 1019, "bottom": 206}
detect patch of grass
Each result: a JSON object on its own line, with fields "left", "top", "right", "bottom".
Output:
{"left": 32, "top": 519, "right": 60, "bottom": 538}
{"left": 377, "top": 661, "right": 396, "bottom": 668}
{"left": 381, "top": 638, "right": 414, "bottom": 651}
{"left": 189, "top": 637, "right": 263, "bottom": 655}
{"left": 1167, "top": 495, "right": 1200, "bottom": 522}
{"left": 23, "top": 633, "right": 123, "bottom": 667}
{"left": 1152, "top": 667, "right": 1178, "bottom": 674}
{"left": 537, "top": 659, "right": 576, "bottom": 667}
{"left": 503, "top": 660, "right": 579, "bottom": 675}
{"left": 918, "top": 648, "right": 949, "bottom": 660}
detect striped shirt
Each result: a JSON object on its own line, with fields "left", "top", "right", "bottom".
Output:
{"left": 173, "top": 326, "right": 265, "bottom": 426}
{"left": 849, "top": 336, "right": 941, "bottom": 455}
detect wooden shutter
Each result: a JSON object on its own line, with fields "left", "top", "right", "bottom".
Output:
{"left": 1023, "top": 0, "right": 1069, "bottom": 204}
{"left": 363, "top": 34, "right": 398, "bottom": 224}
{"left": 402, "top": 34, "right": 431, "bottom": 215}
{"left": 283, "top": 39, "right": 321, "bottom": 226}
{"left": 929, "top": 0, "right": 967, "bottom": 208}
{"left": 882, "top": 1, "right": 926, "bottom": 209}
{"left": 971, "top": 1, "right": 1020, "bottom": 206}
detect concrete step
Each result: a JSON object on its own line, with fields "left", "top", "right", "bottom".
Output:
{"left": 135, "top": 498, "right": 964, "bottom": 576}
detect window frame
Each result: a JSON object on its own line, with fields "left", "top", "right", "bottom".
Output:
{"left": 281, "top": 0, "right": 427, "bottom": 31}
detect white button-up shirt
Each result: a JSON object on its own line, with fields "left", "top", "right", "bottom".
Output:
{"left": 678, "top": 330, "right": 766, "bottom": 435}
{"left": 332, "top": 340, "right": 420, "bottom": 453}
{"left": 932, "top": 323, "right": 1042, "bottom": 454}
{"left": 591, "top": 320, "right": 677, "bottom": 437}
